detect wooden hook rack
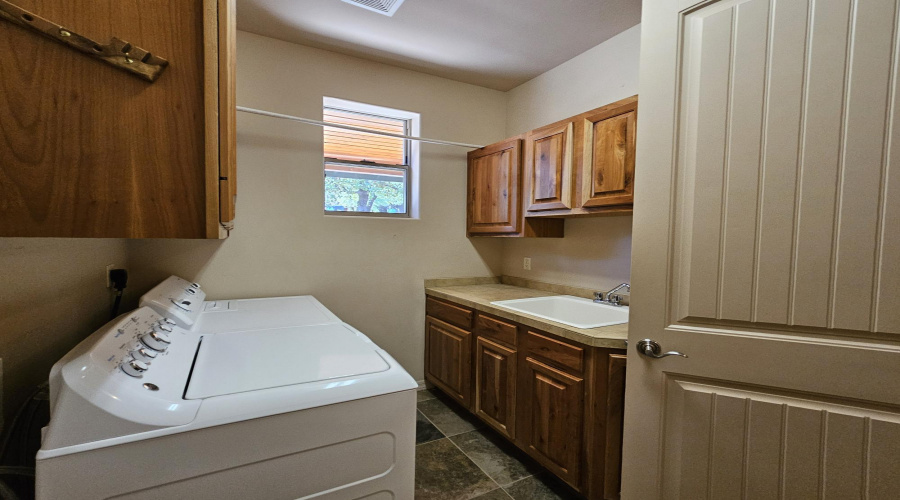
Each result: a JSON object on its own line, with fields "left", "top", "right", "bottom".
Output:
{"left": 0, "top": 0, "right": 168, "bottom": 82}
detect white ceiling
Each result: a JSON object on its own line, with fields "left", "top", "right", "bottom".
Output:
{"left": 236, "top": 0, "right": 642, "bottom": 91}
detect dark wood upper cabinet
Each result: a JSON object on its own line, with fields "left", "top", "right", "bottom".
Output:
{"left": 524, "top": 122, "right": 574, "bottom": 211}
{"left": 579, "top": 100, "right": 637, "bottom": 208}
{"left": 0, "top": 0, "right": 236, "bottom": 238}
{"left": 523, "top": 95, "right": 637, "bottom": 218}
{"left": 465, "top": 96, "right": 637, "bottom": 237}
{"left": 467, "top": 137, "right": 522, "bottom": 236}
{"left": 467, "top": 137, "right": 563, "bottom": 238}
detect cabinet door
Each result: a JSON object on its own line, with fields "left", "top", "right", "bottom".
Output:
{"left": 467, "top": 138, "right": 522, "bottom": 235}
{"left": 425, "top": 316, "right": 472, "bottom": 408}
{"left": 475, "top": 337, "right": 516, "bottom": 439}
{"left": 521, "top": 357, "right": 584, "bottom": 488}
{"left": 580, "top": 99, "right": 637, "bottom": 208}
{"left": 0, "top": 0, "right": 232, "bottom": 238}
{"left": 218, "top": 0, "right": 238, "bottom": 230}
{"left": 603, "top": 354, "right": 627, "bottom": 500}
{"left": 525, "top": 121, "right": 574, "bottom": 211}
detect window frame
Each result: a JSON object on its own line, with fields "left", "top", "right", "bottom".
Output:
{"left": 322, "top": 97, "right": 420, "bottom": 218}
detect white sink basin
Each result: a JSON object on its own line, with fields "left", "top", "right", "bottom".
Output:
{"left": 491, "top": 295, "right": 628, "bottom": 329}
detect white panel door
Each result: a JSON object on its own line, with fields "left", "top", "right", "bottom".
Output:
{"left": 624, "top": 0, "right": 900, "bottom": 496}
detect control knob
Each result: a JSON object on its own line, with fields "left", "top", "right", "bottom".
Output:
{"left": 161, "top": 317, "right": 176, "bottom": 326}
{"left": 131, "top": 347, "right": 158, "bottom": 362}
{"left": 140, "top": 331, "right": 171, "bottom": 352}
{"left": 155, "top": 323, "right": 173, "bottom": 333}
{"left": 190, "top": 282, "right": 201, "bottom": 289}
{"left": 120, "top": 359, "right": 148, "bottom": 378}
{"left": 170, "top": 298, "right": 193, "bottom": 312}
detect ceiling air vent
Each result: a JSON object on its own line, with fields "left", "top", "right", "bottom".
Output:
{"left": 340, "top": 0, "right": 407, "bottom": 16}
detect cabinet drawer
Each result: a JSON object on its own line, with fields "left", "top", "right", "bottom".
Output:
{"left": 475, "top": 314, "right": 517, "bottom": 346}
{"left": 426, "top": 297, "right": 474, "bottom": 330}
{"left": 524, "top": 330, "right": 585, "bottom": 373}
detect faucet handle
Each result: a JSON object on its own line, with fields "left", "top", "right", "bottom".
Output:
{"left": 593, "top": 291, "right": 604, "bottom": 303}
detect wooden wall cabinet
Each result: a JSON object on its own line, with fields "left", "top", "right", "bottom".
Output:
{"left": 467, "top": 137, "right": 564, "bottom": 238}
{"left": 0, "top": 0, "right": 236, "bottom": 238}
{"left": 467, "top": 138, "right": 523, "bottom": 236}
{"left": 424, "top": 295, "right": 628, "bottom": 499}
{"left": 579, "top": 101, "right": 637, "bottom": 208}
{"left": 466, "top": 96, "right": 637, "bottom": 237}
{"left": 524, "top": 96, "right": 638, "bottom": 218}
{"left": 524, "top": 122, "right": 575, "bottom": 211}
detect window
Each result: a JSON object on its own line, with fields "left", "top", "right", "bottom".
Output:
{"left": 323, "top": 98, "right": 419, "bottom": 217}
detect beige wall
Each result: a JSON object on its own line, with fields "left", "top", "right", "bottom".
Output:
{"left": 506, "top": 25, "right": 642, "bottom": 134}
{"left": 126, "top": 31, "right": 507, "bottom": 382}
{"left": 0, "top": 239, "right": 126, "bottom": 425}
{"left": 0, "top": 26, "right": 641, "bottom": 421}
{"left": 502, "top": 25, "right": 641, "bottom": 291}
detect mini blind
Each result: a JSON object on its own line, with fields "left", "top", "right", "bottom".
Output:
{"left": 323, "top": 107, "right": 408, "bottom": 166}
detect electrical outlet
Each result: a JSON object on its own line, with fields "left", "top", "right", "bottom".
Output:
{"left": 523, "top": 257, "right": 532, "bottom": 271}
{"left": 106, "top": 264, "right": 118, "bottom": 288}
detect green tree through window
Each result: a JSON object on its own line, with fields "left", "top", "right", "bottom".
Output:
{"left": 324, "top": 175, "right": 406, "bottom": 213}
{"left": 322, "top": 99, "right": 415, "bottom": 216}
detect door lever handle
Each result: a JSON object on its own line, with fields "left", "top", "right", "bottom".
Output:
{"left": 636, "top": 339, "right": 688, "bottom": 359}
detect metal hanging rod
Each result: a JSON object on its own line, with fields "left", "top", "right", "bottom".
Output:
{"left": 236, "top": 106, "right": 484, "bottom": 149}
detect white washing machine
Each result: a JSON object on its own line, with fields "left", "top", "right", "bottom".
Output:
{"left": 35, "top": 277, "right": 417, "bottom": 499}
{"left": 139, "top": 275, "right": 344, "bottom": 333}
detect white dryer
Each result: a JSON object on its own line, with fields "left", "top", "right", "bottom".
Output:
{"left": 35, "top": 278, "right": 416, "bottom": 499}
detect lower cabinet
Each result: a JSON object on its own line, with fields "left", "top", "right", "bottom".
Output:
{"left": 475, "top": 336, "right": 517, "bottom": 439}
{"left": 424, "top": 296, "right": 627, "bottom": 499}
{"left": 521, "top": 357, "right": 585, "bottom": 487}
{"left": 425, "top": 316, "right": 472, "bottom": 408}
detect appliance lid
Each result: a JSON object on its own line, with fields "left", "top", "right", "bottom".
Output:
{"left": 194, "top": 296, "right": 340, "bottom": 333}
{"left": 184, "top": 323, "right": 390, "bottom": 399}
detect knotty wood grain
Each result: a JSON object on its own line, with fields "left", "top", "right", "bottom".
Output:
{"left": 467, "top": 137, "right": 522, "bottom": 236}
{"left": 524, "top": 121, "right": 574, "bottom": 211}
{"left": 475, "top": 336, "right": 517, "bottom": 439}
{"left": 425, "top": 316, "right": 473, "bottom": 408}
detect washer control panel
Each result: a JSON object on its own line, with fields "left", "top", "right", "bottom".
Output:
{"left": 139, "top": 276, "right": 207, "bottom": 328}
{"left": 99, "top": 307, "right": 189, "bottom": 380}
{"left": 53, "top": 305, "right": 202, "bottom": 428}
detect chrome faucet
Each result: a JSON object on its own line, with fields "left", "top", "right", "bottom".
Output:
{"left": 594, "top": 283, "right": 630, "bottom": 306}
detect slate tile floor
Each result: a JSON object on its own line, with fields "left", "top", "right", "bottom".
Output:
{"left": 415, "top": 388, "right": 582, "bottom": 500}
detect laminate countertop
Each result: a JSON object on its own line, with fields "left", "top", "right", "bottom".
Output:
{"left": 424, "top": 282, "right": 628, "bottom": 349}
